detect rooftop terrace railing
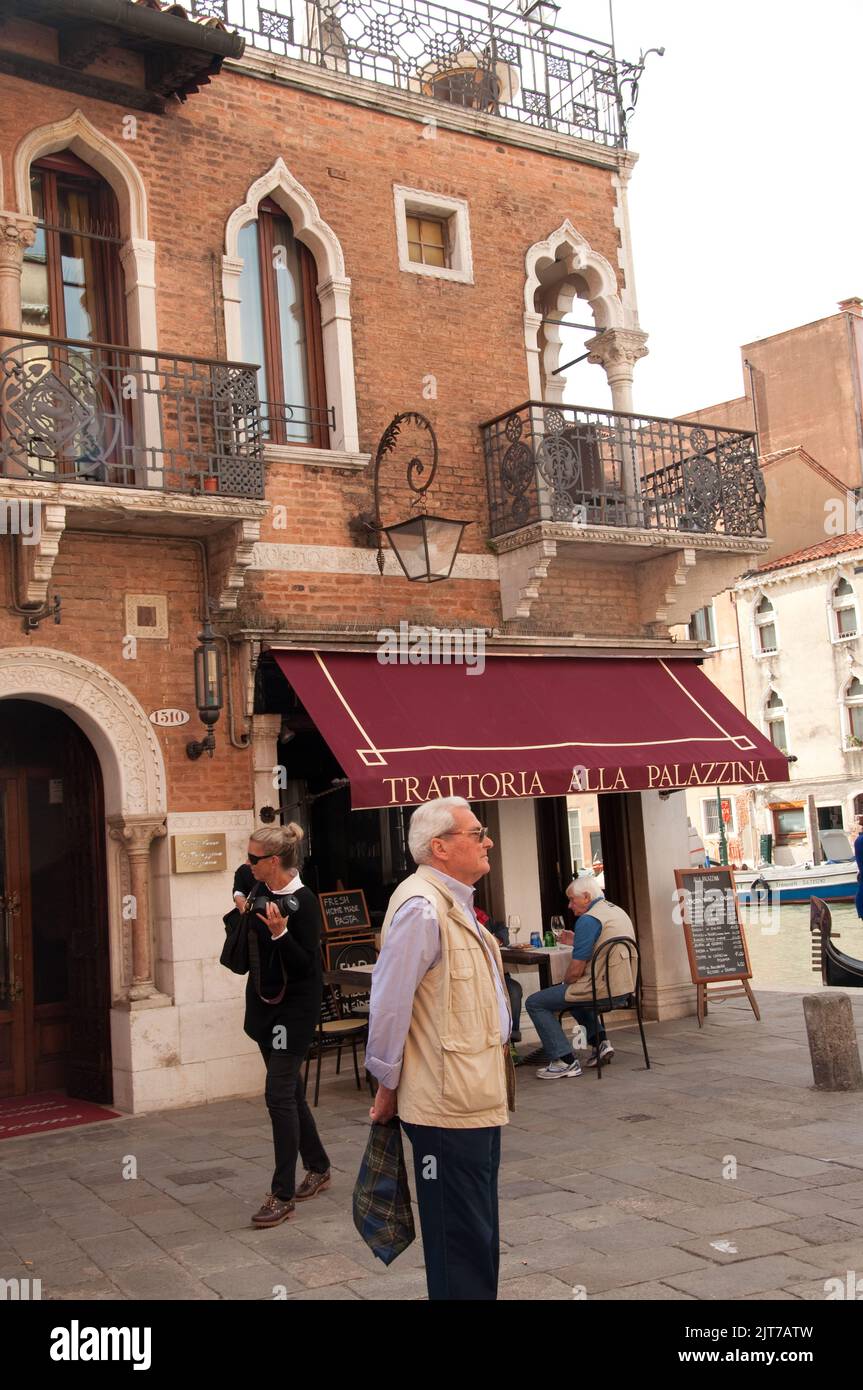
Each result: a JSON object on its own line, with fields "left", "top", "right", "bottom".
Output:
{"left": 191, "top": 0, "right": 649, "bottom": 146}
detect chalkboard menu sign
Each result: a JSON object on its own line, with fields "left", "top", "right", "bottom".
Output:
{"left": 673, "top": 868, "right": 751, "bottom": 983}
{"left": 319, "top": 889, "right": 371, "bottom": 936}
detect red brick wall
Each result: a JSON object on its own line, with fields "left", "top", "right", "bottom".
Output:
{"left": 0, "top": 21, "right": 652, "bottom": 811}
{"left": 0, "top": 536, "right": 250, "bottom": 810}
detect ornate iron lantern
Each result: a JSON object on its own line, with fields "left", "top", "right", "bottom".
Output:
{"left": 186, "top": 619, "right": 223, "bottom": 760}
{"left": 522, "top": 0, "right": 560, "bottom": 32}
{"left": 366, "top": 412, "right": 470, "bottom": 582}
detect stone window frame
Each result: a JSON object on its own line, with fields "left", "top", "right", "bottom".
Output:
{"left": 829, "top": 572, "right": 859, "bottom": 644}
{"left": 393, "top": 185, "right": 474, "bottom": 285}
{"left": 752, "top": 591, "right": 779, "bottom": 658}
{"left": 223, "top": 159, "right": 363, "bottom": 460}
{"left": 763, "top": 687, "right": 789, "bottom": 756}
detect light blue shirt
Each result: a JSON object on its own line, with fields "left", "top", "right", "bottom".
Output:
{"left": 366, "top": 867, "right": 511, "bottom": 1090}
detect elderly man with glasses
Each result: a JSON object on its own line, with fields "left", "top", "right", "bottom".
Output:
{"left": 366, "top": 796, "right": 514, "bottom": 1301}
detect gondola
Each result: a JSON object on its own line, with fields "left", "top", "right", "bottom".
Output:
{"left": 810, "top": 896, "right": 863, "bottom": 988}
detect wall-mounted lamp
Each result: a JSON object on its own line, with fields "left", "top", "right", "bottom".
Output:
{"left": 186, "top": 619, "right": 223, "bottom": 760}
{"left": 358, "top": 411, "right": 470, "bottom": 582}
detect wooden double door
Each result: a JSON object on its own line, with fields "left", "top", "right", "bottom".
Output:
{"left": 0, "top": 701, "right": 112, "bottom": 1101}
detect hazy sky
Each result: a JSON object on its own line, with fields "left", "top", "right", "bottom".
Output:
{"left": 553, "top": 0, "right": 863, "bottom": 419}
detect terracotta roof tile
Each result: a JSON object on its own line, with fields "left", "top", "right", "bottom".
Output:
{"left": 754, "top": 531, "right": 863, "bottom": 573}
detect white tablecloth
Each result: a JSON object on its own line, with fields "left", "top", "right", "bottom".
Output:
{"left": 507, "top": 946, "right": 571, "bottom": 986}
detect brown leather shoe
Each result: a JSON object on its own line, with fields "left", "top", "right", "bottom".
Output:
{"left": 251, "top": 1193, "right": 295, "bottom": 1227}
{"left": 295, "top": 1169, "right": 331, "bottom": 1202}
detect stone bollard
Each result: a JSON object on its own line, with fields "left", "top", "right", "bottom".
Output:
{"left": 803, "top": 994, "right": 863, "bottom": 1091}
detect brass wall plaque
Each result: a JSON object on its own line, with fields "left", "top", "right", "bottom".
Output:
{"left": 171, "top": 833, "right": 227, "bottom": 875}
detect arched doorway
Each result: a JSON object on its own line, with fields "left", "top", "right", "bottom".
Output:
{"left": 0, "top": 701, "right": 112, "bottom": 1101}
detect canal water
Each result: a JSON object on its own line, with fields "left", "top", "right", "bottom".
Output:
{"left": 740, "top": 901, "right": 863, "bottom": 990}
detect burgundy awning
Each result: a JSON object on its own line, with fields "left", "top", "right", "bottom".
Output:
{"left": 272, "top": 650, "right": 789, "bottom": 809}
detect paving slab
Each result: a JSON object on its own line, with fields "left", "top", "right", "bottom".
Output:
{"left": 0, "top": 989, "right": 861, "bottom": 1300}
{"left": 498, "top": 1272, "right": 574, "bottom": 1300}
{"left": 663, "top": 1254, "right": 836, "bottom": 1299}
{"left": 674, "top": 1227, "right": 810, "bottom": 1263}
{"left": 77, "top": 1228, "right": 171, "bottom": 1271}
{"left": 591, "top": 1281, "right": 695, "bottom": 1300}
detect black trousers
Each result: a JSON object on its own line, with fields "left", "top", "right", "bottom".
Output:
{"left": 401, "top": 1120, "right": 501, "bottom": 1301}
{"left": 258, "top": 1044, "right": 330, "bottom": 1201}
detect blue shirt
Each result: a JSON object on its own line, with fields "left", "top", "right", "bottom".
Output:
{"left": 571, "top": 897, "right": 604, "bottom": 960}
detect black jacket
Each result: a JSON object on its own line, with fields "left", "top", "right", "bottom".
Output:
{"left": 241, "top": 884, "right": 323, "bottom": 1054}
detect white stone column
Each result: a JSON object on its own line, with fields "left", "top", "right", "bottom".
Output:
{"left": 0, "top": 212, "right": 36, "bottom": 341}
{"left": 251, "top": 713, "right": 283, "bottom": 821}
{"left": 627, "top": 791, "right": 697, "bottom": 1020}
{"left": 585, "top": 327, "right": 649, "bottom": 525}
{"left": 317, "top": 274, "right": 359, "bottom": 453}
{"left": 495, "top": 799, "right": 543, "bottom": 929}
{"left": 108, "top": 813, "right": 168, "bottom": 1001}
{"left": 585, "top": 327, "right": 649, "bottom": 414}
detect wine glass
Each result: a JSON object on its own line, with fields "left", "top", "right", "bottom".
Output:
{"left": 507, "top": 914, "right": 521, "bottom": 948}
{"left": 550, "top": 915, "right": 565, "bottom": 943}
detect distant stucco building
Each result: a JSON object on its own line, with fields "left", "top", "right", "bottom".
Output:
{"left": 674, "top": 302, "right": 863, "bottom": 865}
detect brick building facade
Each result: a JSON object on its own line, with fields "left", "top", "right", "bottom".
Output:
{"left": 0, "top": 0, "right": 774, "bottom": 1112}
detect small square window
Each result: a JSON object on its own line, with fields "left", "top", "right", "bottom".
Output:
{"left": 394, "top": 186, "right": 473, "bottom": 284}
{"left": 406, "top": 215, "right": 448, "bottom": 268}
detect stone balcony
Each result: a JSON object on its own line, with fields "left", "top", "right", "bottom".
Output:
{"left": 480, "top": 401, "right": 771, "bottom": 625}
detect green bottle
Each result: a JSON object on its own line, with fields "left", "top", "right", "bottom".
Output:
{"left": 543, "top": 926, "right": 555, "bottom": 947}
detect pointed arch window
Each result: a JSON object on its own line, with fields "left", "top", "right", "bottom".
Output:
{"left": 765, "top": 688, "right": 788, "bottom": 753}
{"left": 237, "top": 200, "right": 329, "bottom": 449}
{"left": 845, "top": 677, "right": 863, "bottom": 745}
{"left": 831, "top": 576, "right": 858, "bottom": 640}
{"left": 754, "top": 594, "right": 778, "bottom": 654}
{"left": 22, "top": 152, "right": 126, "bottom": 346}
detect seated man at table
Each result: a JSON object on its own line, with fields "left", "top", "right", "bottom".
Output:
{"left": 525, "top": 875, "right": 636, "bottom": 1079}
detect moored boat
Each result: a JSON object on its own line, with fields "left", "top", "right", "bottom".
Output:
{"left": 735, "top": 829, "right": 858, "bottom": 905}
{"left": 735, "top": 860, "right": 857, "bottom": 904}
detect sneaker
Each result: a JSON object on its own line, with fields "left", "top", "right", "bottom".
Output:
{"left": 536, "top": 1058, "right": 583, "bottom": 1080}
{"left": 251, "top": 1193, "right": 295, "bottom": 1227}
{"left": 295, "top": 1169, "right": 331, "bottom": 1202}
{"left": 511, "top": 1029, "right": 522, "bottom": 1043}
{"left": 586, "top": 1041, "right": 614, "bottom": 1068}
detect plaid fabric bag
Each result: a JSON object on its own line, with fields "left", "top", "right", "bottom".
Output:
{"left": 352, "top": 1119, "right": 416, "bottom": 1266}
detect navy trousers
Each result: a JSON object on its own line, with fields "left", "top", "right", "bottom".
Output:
{"left": 401, "top": 1120, "right": 501, "bottom": 1301}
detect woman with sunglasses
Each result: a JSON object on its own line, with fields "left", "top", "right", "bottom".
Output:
{"left": 239, "top": 823, "right": 331, "bottom": 1228}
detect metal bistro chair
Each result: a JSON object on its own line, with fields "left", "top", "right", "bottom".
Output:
{"left": 305, "top": 980, "right": 369, "bottom": 1107}
{"left": 557, "top": 936, "right": 650, "bottom": 1079}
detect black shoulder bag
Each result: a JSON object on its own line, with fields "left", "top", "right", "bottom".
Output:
{"left": 220, "top": 900, "right": 253, "bottom": 975}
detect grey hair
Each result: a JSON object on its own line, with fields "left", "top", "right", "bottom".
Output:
{"left": 408, "top": 797, "right": 471, "bottom": 865}
{"left": 568, "top": 873, "right": 603, "bottom": 898}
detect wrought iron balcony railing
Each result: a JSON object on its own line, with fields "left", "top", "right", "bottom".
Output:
{"left": 481, "top": 402, "right": 766, "bottom": 540}
{"left": 190, "top": 0, "right": 647, "bottom": 147}
{"left": 0, "top": 331, "right": 266, "bottom": 498}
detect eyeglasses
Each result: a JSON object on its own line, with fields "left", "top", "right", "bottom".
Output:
{"left": 438, "top": 826, "right": 489, "bottom": 842}
{"left": 247, "top": 851, "right": 276, "bottom": 865}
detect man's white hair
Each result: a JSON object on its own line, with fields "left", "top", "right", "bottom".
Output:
{"left": 408, "top": 797, "right": 471, "bottom": 865}
{"left": 568, "top": 873, "right": 603, "bottom": 898}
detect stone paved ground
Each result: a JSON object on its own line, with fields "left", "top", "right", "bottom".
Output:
{"left": 2, "top": 990, "right": 863, "bottom": 1301}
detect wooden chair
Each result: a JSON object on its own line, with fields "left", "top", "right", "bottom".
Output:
{"left": 556, "top": 936, "right": 650, "bottom": 1079}
{"left": 305, "top": 981, "right": 368, "bottom": 1107}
